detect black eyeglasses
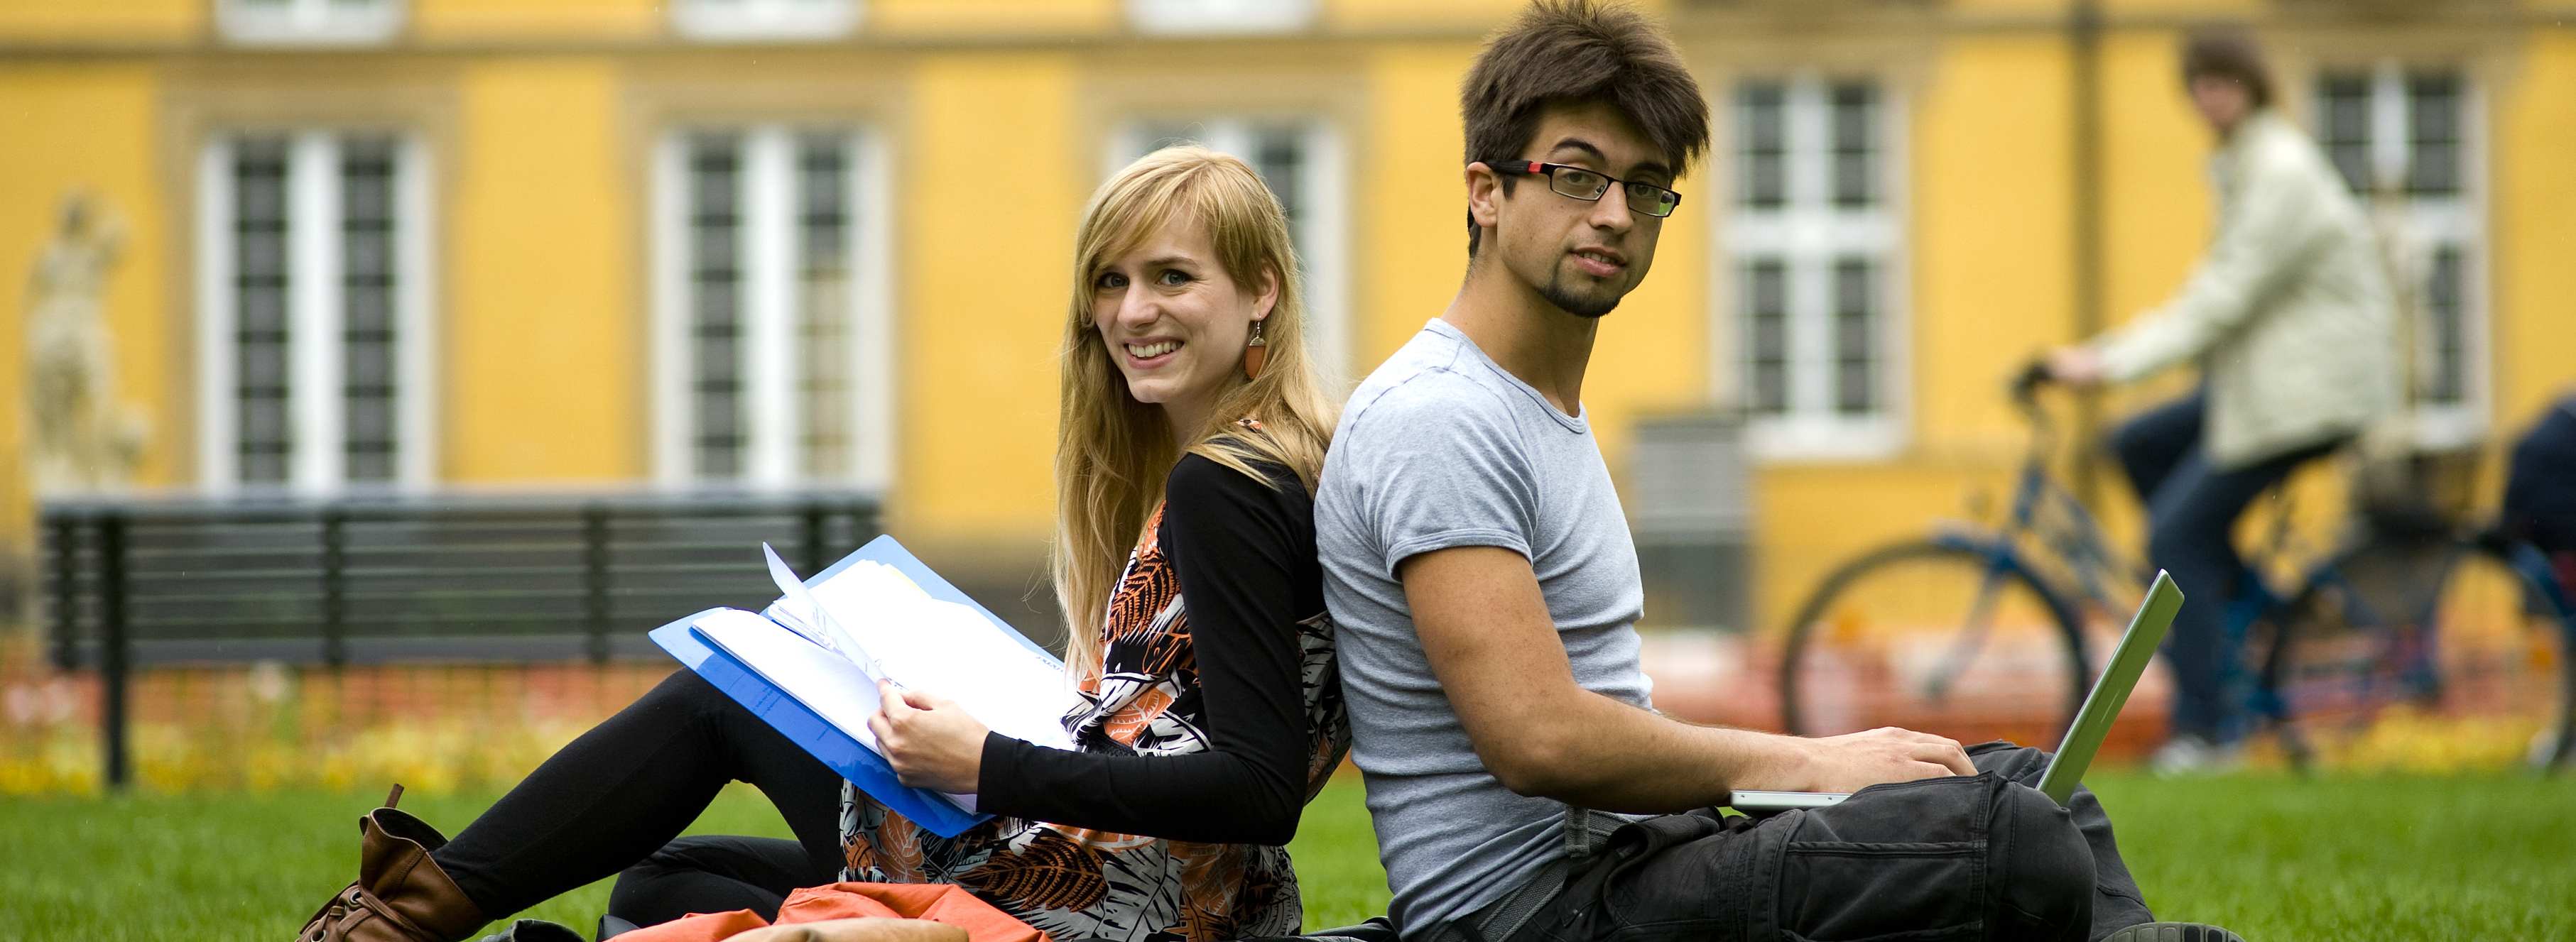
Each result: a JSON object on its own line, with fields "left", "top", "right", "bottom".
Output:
{"left": 1492, "top": 160, "right": 1683, "bottom": 217}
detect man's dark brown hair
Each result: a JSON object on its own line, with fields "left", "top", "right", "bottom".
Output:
{"left": 2180, "top": 25, "right": 2273, "bottom": 109}
{"left": 1460, "top": 0, "right": 1710, "bottom": 256}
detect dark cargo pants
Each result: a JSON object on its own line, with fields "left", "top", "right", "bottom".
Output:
{"left": 1501, "top": 743, "right": 2152, "bottom": 942}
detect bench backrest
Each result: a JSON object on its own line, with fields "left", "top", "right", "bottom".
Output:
{"left": 44, "top": 491, "right": 879, "bottom": 667}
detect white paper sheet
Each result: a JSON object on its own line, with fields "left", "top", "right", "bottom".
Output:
{"left": 692, "top": 608, "right": 886, "bottom": 751}
{"left": 802, "top": 561, "right": 1079, "bottom": 751}
{"left": 694, "top": 608, "right": 987, "bottom": 812}
{"left": 761, "top": 543, "right": 886, "bottom": 684}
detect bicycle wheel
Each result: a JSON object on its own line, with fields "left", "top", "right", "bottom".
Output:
{"left": 2261, "top": 539, "right": 2574, "bottom": 770}
{"left": 1778, "top": 541, "right": 2092, "bottom": 745}
{"left": 2432, "top": 544, "right": 2575, "bottom": 770}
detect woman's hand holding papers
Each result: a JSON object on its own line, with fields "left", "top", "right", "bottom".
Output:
{"left": 870, "top": 679, "right": 990, "bottom": 794}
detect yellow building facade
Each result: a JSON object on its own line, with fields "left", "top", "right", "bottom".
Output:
{"left": 3, "top": 0, "right": 2571, "bottom": 640}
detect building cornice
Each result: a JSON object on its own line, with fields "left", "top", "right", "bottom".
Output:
{"left": 4, "top": 2, "right": 2563, "bottom": 59}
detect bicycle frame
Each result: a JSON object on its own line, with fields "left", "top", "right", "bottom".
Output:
{"left": 1918, "top": 526, "right": 2099, "bottom": 699}
{"left": 1910, "top": 384, "right": 2137, "bottom": 699}
{"left": 1985, "top": 376, "right": 2143, "bottom": 617}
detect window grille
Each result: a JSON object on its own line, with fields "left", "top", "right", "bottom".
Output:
{"left": 1830, "top": 84, "right": 1876, "bottom": 209}
{"left": 1745, "top": 259, "right": 1788, "bottom": 415}
{"left": 689, "top": 136, "right": 749, "bottom": 480}
{"left": 2319, "top": 76, "right": 2374, "bottom": 193}
{"left": 1832, "top": 258, "right": 1875, "bottom": 415}
{"left": 798, "top": 135, "right": 853, "bottom": 480}
{"left": 2423, "top": 247, "right": 2464, "bottom": 405}
{"left": 232, "top": 139, "right": 293, "bottom": 486}
{"left": 2406, "top": 75, "right": 2461, "bottom": 197}
{"left": 1738, "top": 84, "right": 1787, "bottom": 211}
{"left": 341, "top": 138, "right": 401, "bottom": 483}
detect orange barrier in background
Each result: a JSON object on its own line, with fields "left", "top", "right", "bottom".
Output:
{"left": 1640, "top": 630, "right": 2173, "bottom": 762}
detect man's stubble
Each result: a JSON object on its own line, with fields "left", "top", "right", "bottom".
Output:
{"left": 1540, "top": 270, "right": 1624, "bottom": 319}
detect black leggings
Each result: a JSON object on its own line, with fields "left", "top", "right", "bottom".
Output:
{"left": 432, "top": 670, "right": 842, "bottom": 920}
{"left": 607, "top": 835, "right": 815, "bottom": 927}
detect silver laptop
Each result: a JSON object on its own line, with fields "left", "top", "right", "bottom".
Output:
{"left": 1732, "top": 571, "right": 2184, "bottom": 811}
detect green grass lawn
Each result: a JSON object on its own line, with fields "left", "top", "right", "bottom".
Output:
{"left": 4, "top": 772, "right": 2571, "bottom": 941}
{"left": 2085, "top": 772, "right": 2576, "bottom": 940}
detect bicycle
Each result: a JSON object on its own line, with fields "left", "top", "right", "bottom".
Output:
{"left": 1774, "top": 365, "right": 2576, "bottom": 771}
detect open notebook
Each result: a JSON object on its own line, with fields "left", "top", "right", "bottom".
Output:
{"left": 651, "top": 535, "right": 1073, "bottom": 838}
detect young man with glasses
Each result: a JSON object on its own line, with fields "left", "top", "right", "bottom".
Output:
{"left": 1314, "top": 3, "right": 2241, "bottom": 941}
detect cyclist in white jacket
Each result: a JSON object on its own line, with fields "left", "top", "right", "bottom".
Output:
{"left": 2048, "top": 26, "right": 2399, "bottom": 772}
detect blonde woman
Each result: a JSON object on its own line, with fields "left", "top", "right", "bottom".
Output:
{"left": 849, "top": 146, "right": 1350, "bottom": 938}
{"left": 288, "top": 147, "right": 1349, "bottom": 942}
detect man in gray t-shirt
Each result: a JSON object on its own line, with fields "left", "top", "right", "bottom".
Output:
{"left": 1313, "top": 5, "right": 2222, "bottom": 942}
{"left": 1318, "top": 317, "right": 1654, "bottom": 933}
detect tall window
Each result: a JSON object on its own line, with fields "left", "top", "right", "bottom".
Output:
{"left": 197, "top": 132, "right": 432, "bottom": 492}
{"left": 2315, "top": 64, "right": 2484, "bottom": 445}
{"left": 1110, "top": 119, "right": 1349, "bottom": 385}
{"left": 1726, "top": 77, "right": 1904, "bottom": 459}
{"left": 217, "top": 0, "right": 403, "bottom": 45}
{"left": 654, "top": 126, "right": 890, "bottom": 488}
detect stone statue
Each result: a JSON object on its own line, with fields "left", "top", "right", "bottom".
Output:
{"left": 24, "top": 192, "right": 146, "bottom": 494}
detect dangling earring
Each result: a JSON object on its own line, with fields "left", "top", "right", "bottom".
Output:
{"left": 1241, "top": 319, "right": 1268, "bottom": 381}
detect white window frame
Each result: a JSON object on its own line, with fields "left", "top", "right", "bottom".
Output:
{"left": 651, "top": 125, "right": 894, "bottom": 491}
{"left": 1722, "top": 75, "right": 1910, "bottom": 462}
{"left": 216, "top": 0, "right": 405, "bottom": 46}
{"left": 195, "top": 131, "right": 436, "bottom": 495}
{"left": 2310, "top": 60, "right": 2488, "bottom": 450}
{"left": 1106, "top": 119, "right": 1351, "bottom": 388}
{"left": 670, "top": 0, "right": 859, "bottom": 42}
{"left": 1126, "top": 0, "right": 1314, "bottom": 35}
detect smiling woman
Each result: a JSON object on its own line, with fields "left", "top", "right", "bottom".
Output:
{"left": 843, "top": 143, "right": 1352, "bottom": 940}
{"left": 1053, "top": 145, "right": 1341, "bottom": 674}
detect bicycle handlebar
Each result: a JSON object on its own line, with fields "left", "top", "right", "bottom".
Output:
{"left": 2011, "top": 358, "right": 2053, "bottom": 406}
{"left": 2008, "top": 358, "right": 2062, "bottom": 470}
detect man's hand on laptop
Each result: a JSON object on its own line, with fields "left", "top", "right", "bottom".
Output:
{"left": 1768, "top": 727, "right": 1975, "bottom": 794}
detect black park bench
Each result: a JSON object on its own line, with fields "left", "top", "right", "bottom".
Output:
{"left": 40, "top": 489, "right": 879, "bottom": 789}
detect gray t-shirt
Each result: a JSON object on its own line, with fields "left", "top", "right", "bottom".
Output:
{"left": 1315, "top": 319, "right": 1652, "bottom": 938}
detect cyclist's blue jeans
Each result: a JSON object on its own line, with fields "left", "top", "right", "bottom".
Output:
{"left": 2112, "top": 392, "right": 2341, "bottom": 744}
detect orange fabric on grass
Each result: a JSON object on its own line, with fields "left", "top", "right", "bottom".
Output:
{"left": 612, "top": 908, "right": 771, "bottom": 941}
{"left": 608, "top": 882, "right": 1047, "bottom": 942}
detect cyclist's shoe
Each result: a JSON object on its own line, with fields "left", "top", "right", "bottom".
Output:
{"left": 2150, "top": 735, "right": 2244, "bottom": 777}
{"left": 2102, "top": 922, "right": 2247, "bottom": 942}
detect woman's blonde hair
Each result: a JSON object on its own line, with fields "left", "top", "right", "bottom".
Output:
{"left": 1053, "top": 146, "right": 1339, "bottom": 678}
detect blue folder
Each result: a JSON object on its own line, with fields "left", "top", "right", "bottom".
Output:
{"left": 648, "top": 534, "right": 1064, "bottom": 838}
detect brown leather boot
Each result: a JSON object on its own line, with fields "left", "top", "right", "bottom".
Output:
{"left": 294, "top": 785, "right": 491, "bottom": 942}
